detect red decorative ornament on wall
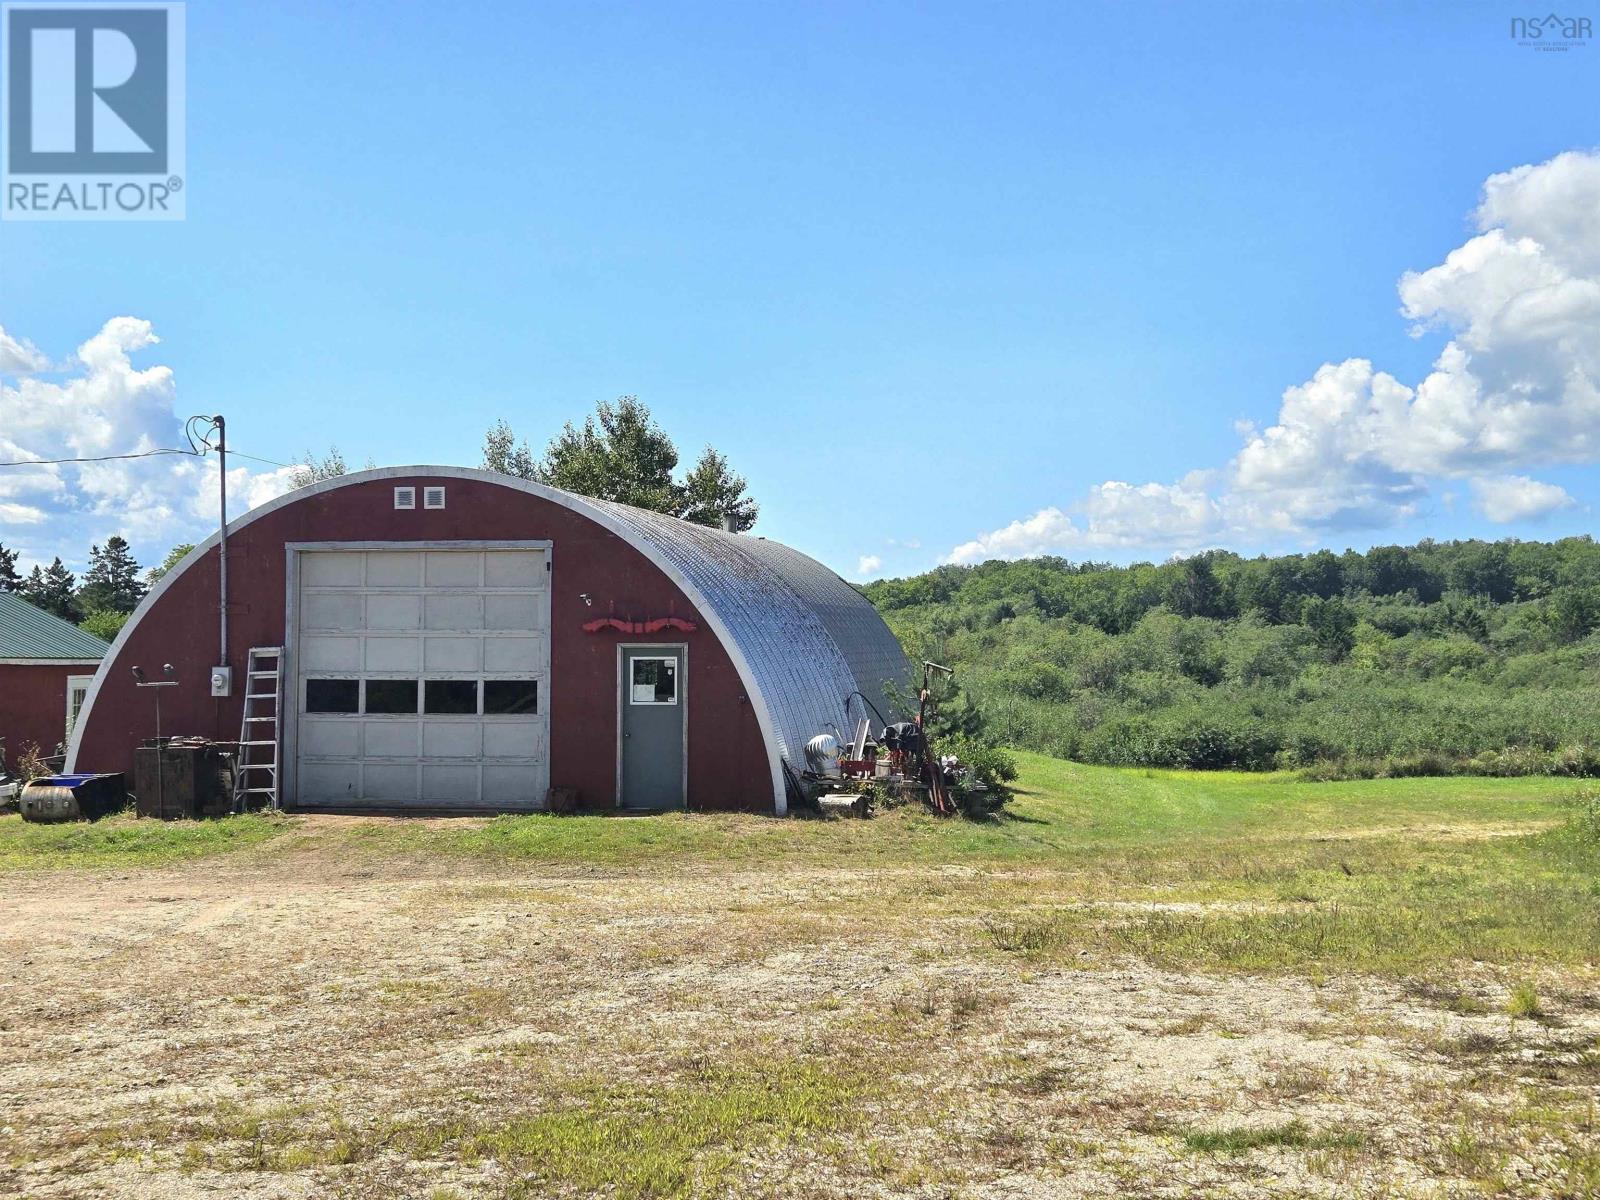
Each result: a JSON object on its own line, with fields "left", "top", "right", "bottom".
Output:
{"left": 581, "top": 616, "right": 698, "bottom": 635}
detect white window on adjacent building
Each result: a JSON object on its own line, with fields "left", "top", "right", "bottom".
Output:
{"left": 66, "top": 674, "right": 93, "bottom": 737}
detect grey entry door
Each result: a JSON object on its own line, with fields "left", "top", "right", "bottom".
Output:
{"left": 620, "top": 646, "right": 686, "bottom": 810}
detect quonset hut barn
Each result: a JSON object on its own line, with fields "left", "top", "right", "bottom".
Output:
{"left": 66, "top": 467, "right": 908, "bottom": 814}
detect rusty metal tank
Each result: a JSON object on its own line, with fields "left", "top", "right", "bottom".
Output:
{"left": 19, "top": 773, "right": 127, "bottom": 822}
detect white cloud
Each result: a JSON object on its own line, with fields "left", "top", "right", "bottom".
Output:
{"left": 0, "top": 318, "right": 294, "bottom": 566}
{"left": 0, "top": 502, "right": 46, "bottom": 525}
{"left": 949, "top": 150, "right": 1600, "bottom": 563}
{"left": 949, "top": 507, "right": 1077, "bottom": 564}
{"left": 855, "top": 554, "right": 883, "bottom": 578}
{"left": 1471, "top": 474, "right": 1575, "bottom": 523}
{"left": 0, "top": 327, "right": 48, "bottom": 374}
{"left": 946, "top": 481, "right": 1225, "bottom": 564}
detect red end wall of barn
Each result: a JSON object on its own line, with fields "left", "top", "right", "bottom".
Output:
{"left": 1, "top": 663, "right": 94, "bottom": 769}
{"left": 71, "top": 476, "right": 772, "bottom": 811}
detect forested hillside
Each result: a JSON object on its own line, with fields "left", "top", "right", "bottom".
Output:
{"left": 864, "top": 538, "right": 1600, "bottom": 776}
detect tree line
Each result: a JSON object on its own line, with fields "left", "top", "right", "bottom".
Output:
{"left": 864, "top": 537, "right": 1600, "bottom": 777}
{"left": 0, "top": 539, "right": 192, "bottom": 640}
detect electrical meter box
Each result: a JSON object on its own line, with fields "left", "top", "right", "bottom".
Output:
{"left": 210, "top": 666, "right": 232, "bottom": 697}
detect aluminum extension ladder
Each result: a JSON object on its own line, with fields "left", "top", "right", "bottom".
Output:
{"left": 232, "top": 646, "right": 283, "bottom": 812}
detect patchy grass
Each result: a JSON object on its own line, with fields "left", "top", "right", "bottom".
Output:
{"left": 1507, "top": 979, "right": 1545, "bottom": 1019}
{"left": 0, "top": 810, "right": 290, "bottom": 871}
{"left": 6, "top": 750, "right": 1599, "bottom": 1199}
{"left": 446, "top": 1059, "right": 872, "bottom": 1199}
{"left": 1183, "top": 1120, "right": 1365, "bottom": 1155}
{"left": 88, "top": 1055, "right": 877, "bottom": 1199}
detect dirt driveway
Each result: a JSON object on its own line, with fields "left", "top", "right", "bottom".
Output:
{"left": 3, "top": 818, "right": 1597, "bottom": 1198}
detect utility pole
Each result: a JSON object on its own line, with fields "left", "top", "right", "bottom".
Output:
{"left": 215, "top": 414, "right": 228, "bottom": 671}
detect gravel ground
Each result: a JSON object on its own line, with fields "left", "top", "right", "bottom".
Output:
{"left": 2, "top": 818, "right": 1597, "bottom": 1199}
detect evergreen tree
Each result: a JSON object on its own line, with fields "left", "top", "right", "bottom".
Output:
{"left": 1166, "top": 554, "right": 1222, "bottom": 618}
{"left": 77, "top": 536, "right": 145, "bottom": 613}
{"left": 20, "top": 558, "right": 79, "bottom": 621}
{"left": 0, "top": 542, "right": 20, "bottom": 593}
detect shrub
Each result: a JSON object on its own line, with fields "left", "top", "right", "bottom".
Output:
{"left": 1506, "top": 981, "right": 1543, "bottom": 1019}
{"left": 78, "top": 608, "right": 130, "bottom": 642}
{"left": 1565, "top": 786, "right": 1600, "bottom": 846}
{"left": 939, "top": 736, "right": 1018, "bottom": 819}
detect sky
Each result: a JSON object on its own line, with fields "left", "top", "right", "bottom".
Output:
{"left": 1, "top": 0, "right": 1597, "bottom": 583}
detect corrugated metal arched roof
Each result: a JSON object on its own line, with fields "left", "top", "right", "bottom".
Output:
{"left": 589, "top": 500, "right": 910, "bottom": 783}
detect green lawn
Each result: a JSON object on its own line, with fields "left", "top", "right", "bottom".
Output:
{"left": 0, "top": 809, "right": 290, "bottom": 870}
{"left": 331, "top": 750, "right": 1580, "bottom": 870}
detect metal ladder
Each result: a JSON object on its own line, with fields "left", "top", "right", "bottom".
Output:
{"left": 232, "top": 646, "right": 283, "bottom": 812}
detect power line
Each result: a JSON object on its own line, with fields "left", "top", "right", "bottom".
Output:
{"left": 0, "top": 447, "right": 198, "bottom": 467}
{"left": 0, "top": 445, "right": 291, "bottom": 469}
{"left": 226, "top": 449, "right": 291, "bottom": 468}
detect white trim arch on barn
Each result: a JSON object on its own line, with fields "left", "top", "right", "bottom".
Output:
{"left": 65, "top": 466, "right": 910, "bottom": 814}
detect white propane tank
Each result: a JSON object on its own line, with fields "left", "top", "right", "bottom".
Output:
{"left": 804, "top": 733, "right": 842, "bottom": 777}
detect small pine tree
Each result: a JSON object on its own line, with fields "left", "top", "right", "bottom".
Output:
{"left": 0, "top": 542, "right": 20, "bottom": 593}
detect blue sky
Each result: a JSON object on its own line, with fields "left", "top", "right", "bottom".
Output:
{"left": 2, "top": 0, "right": 1597, "bottom": 580}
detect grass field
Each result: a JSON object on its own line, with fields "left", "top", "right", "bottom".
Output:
{"left": 3, "top": 756, "right": 1597, "bottom": 1198}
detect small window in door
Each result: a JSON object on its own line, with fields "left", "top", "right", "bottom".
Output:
{"left": 630, "top": 657, "right": 678, "bottom": 705}
{"left": 306, "top": 678, "right": 359, "bottom": 713}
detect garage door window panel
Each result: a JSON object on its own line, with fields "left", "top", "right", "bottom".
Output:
{"left": 365, "top": 679, "right": 419, "bottom": 714}
{"left": 484, "top": 680, "right": 538, "bottom": 715}
{"left": 425, "top": 679, "right": 480, "bottom": 715}
{"left": 307, "top": 678, "right": 360, "bottom": 713}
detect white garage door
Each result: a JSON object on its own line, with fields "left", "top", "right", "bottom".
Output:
{"left": 293, "top": 546, "right": 550, "bottom": 809}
